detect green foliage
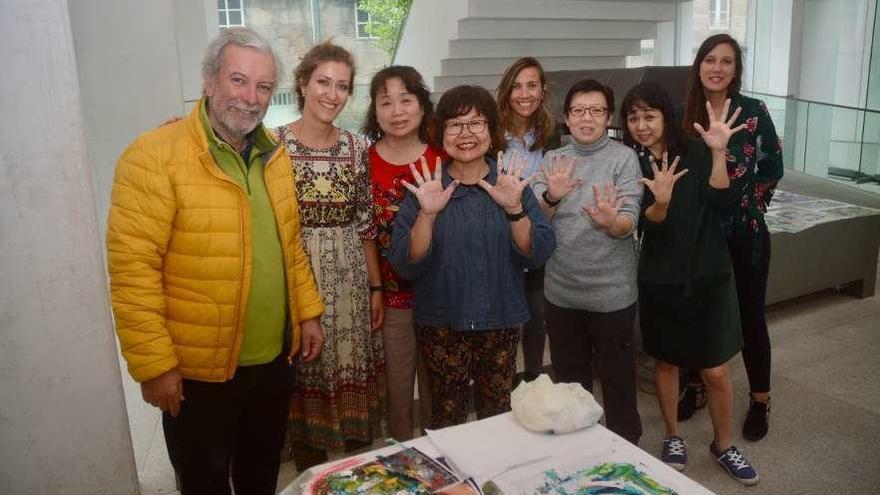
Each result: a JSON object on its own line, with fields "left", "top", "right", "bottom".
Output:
{"left": 358, "top": 0, "right": 412, "bottom": 55}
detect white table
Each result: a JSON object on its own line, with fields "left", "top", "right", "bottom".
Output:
{"left": 279, "top": 412, "right": 714, "bottom": 494}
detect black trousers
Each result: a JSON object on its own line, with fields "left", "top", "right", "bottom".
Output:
{"left": 545, "top": 300, "right": 643, "bottom": 445}
{"left": 162, "top": 353, "right": 291, "bottom": 495}
{"left": 729, "top": 229, "right": 772, "bottom": 393}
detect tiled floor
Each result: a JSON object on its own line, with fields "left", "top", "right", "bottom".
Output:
{"left": 127, "top": 270, "right": 880, "bottom": 494}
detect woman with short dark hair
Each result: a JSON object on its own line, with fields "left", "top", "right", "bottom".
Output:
{"left": 532, "top": 78, "right": 644, "bottom": 446}
{"left": 622, "top": 81, "right": 759, "bottom": 485}
{"left": 388, "top": 85, "right": 555, "bottom": 428}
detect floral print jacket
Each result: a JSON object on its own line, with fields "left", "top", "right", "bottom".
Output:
{"left": 721, "top": 94, "right": 784, "bottom": 263}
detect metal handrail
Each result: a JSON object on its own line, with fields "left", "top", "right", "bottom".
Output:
{"left": 744, "top": 90, "right": 880, "bottom": 115}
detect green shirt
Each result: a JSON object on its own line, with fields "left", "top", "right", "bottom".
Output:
{"left": 200, "top": 100, "right": 288, "bottom": 366}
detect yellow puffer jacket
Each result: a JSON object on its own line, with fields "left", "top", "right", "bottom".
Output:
{"left": 107, "top": 102, "right": 324, "bottom": 383}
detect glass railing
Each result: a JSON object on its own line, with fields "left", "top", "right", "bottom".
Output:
{"left": 744, "top": 90, "right": 880, "bottom": 191}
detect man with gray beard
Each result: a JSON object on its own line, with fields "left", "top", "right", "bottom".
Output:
{"left": 106, "top": 27, "right": 324, "bottom": 494}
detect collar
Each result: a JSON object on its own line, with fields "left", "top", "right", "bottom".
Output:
{"left": 444, "top": 154, "right": 498, "bottom": 199}
{"left": 198, "top": 97, "right": 275, "bottom": 158}
{"left": 504, "top": 129, "right": 536, "bottom": 148}
{"left": 570, "top": 133, "right": 610, "bottom": 156}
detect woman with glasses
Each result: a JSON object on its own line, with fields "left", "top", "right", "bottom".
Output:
{"left": 621, "top": 81, "right": 760, "bottom": 485}
{"left": 362, "top": 66, "right": 442, "bottom": 440}
{"left": 388, "top": 85, "right": 555, "bottom": 428}
{"left": 532, "top": 79, "right": 644, "bottom": 445}
{"left": 496, "top": 57, "right": 557, "bottom": 383}
{"left": 680, "top": 34, "right": 783, "bottom": 442}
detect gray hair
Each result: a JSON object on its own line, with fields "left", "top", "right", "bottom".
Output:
{"left": 202, "top": 27, "right": 283, "bottom": 89}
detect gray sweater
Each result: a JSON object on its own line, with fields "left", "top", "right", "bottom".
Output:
{"left": 533, "top": 135, "right": 643, "bottom": 312}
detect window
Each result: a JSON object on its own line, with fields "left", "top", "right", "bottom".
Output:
{"left": 355, "top": 1, "right": 376, "bottom": 39}
{"left": 218, "top": 0, "right": 245, "bottom": 29}
{"left": 709, "top": 0, "right": 730, "bottom": 29}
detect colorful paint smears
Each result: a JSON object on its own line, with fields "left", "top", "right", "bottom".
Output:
{"left": 536, "top": 462, "right": 678, "bottom": 495}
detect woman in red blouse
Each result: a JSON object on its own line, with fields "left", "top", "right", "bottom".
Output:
{"left": 362, "top": 66, "right": 444, "bottom": 440}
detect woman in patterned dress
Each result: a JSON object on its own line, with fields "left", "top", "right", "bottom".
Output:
{"left": 277, "top": 41, "right": 386, "bottom": 465}
{"left": 681, "top": 34, "right": 784, "bottom": 442}
{"left": 362, "top": 66, "right": 443, "bottom": 440}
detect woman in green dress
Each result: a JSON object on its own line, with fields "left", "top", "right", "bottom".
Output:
{"left": 622, "top": 82, "right": 759, "bottom": 486}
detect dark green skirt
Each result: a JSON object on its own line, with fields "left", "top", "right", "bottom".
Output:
{"left": 639, "top": 274, "right": 743, "bottom": 369}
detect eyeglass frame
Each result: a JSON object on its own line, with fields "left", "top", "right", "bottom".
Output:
{"left": 567, "top": 106, "right": 609, "bottom": 119}
{"left": 443, "top": 118, "right": 489, "bottom": 136}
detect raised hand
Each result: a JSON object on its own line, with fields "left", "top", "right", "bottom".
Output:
{"left": 478, "top": 151, "right": 536, "bottom": 213}
{"left": 640, "top": 153, "right": 687, "bottom": 206}
{"left": 540, "top": 153, "right": 582, "bottom": 202}
{"left": 583, "top": 182, "right": 627, "bottom": 230}
{"left": 693, "top": 99, "right": 747, "bottom": 151}
{"left": 401, "top": 155, "right": 458, "bottom": 216}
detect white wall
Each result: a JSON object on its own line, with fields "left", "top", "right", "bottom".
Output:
{"left": 0, "top": 1, "right": 139, "bottom": 493}
{"left": 393, "top": 0, "right": 469, "bottom": 90}
{"left": 798, "top": 0, "right": 872, "bottom": 107}
{"left": 69, "top": 0, "right": 214, "bottom": 235}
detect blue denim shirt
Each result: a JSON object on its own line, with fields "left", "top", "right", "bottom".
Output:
{"left": 504, "top": 130, "right": 544, "bottom": 180}
{"left": 388, "top": 156, "right": 556, "bottom": 331}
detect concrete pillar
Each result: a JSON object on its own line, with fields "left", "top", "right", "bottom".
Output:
{"left": 0, "top": 1, "right": 139, "bottom": 493}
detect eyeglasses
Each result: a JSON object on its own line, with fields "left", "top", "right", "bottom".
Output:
{"left": 568, "top": 106, "right": 608, "bottom": 119}
{"left": 444, "top": 119, "right": 488, "bottom": 136}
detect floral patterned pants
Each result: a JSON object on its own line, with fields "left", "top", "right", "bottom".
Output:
{"left": 415, "top": 324, "right": 519, "bottom": 429}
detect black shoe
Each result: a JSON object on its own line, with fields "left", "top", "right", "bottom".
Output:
{"left": 742, "top": 396, "right": 770, "bottom": 441}
{"left": 677, "top": 383, "right": 707, "bottom": 422}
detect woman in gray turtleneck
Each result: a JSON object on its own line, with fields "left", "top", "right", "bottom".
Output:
{"left": 532, "top": 79, "right": 644, "bottom": 445}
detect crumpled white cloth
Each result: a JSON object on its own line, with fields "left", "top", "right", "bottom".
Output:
{"left": 510, "top": 374, "right": 604, "bottom": 434}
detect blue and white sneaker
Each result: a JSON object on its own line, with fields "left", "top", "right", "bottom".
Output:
{"left": 661, "top": 436, "right": 687, "bottom": 471}
{"left": 710, "top": 443, "right": 760, "bottom": 486}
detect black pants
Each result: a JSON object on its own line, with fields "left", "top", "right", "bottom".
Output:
{"left": 729, "top": 229, "right": 772, "bottom": 393}
{"left": 162, "top": 353, "right": 291, "bottom": 495}
{"left": 545, "top": 300, "right": 642, "bottom": 445}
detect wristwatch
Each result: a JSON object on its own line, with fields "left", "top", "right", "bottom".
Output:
{"left": 542, "top": 190, "right": 562, "bottom": 207}
{"left": 506, "top": 209, "right": 528, "bottom": 221}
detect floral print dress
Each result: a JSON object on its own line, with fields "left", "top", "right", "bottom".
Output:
{"left": 277, "top": 125, "right": 385, "bottom": 450}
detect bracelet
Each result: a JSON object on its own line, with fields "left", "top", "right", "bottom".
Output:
{"left": 369, "top": 285, "right": 384, "bottom": 292}
{"left": 505, "top": 209, "right": 528, "bottom": 221}
{"left": 542, "top": 190, "right": 562, "bottom": 207}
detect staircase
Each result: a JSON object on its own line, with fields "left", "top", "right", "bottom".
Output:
{"left": 394, "top": 0, "right": 688, "bottom": 94}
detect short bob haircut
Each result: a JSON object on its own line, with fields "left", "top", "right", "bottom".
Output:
{"left": 202, "top": 27, "right": 282, "bottom": 88}
{"left": 563, "top": 79, "right": 615, "bottom": 118}
{"left": 495, "top": 57, "right": 555, "bottom": 152}
{"left": 681, "top": 34, "right": 744, "bottom": 138}
{"left": 433, "top": 85, "right": 506, "bottom": 156}
{"left": 294, "top": 40, "right": 356, "bottom": 111}
{"left": 362, "top": 65, "right": 433, "bottom": 143}
{"left": 620, "top": 82, "right": 685, "bottom": 157}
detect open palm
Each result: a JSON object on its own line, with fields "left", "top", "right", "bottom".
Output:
{"left": 694, "top": 98, "right": 747, "bottom": 152}
{"left": 640, "top": 153, "right": 687, "bottom": 205}
{"left": 540, "top": 153, "right": 582, "bottom": 202}
{"left": 583, "top": 182, "right": 626, "bottom": 230}
{"left": 478, "top": 151, "right": 535, "bottom": 211}
{"left": 401, "top": 156, "right": 457, "bottom": 215}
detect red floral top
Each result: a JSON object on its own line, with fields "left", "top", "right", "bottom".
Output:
{"left": 369, "top": 144, "right": 446, "bottom": 309}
